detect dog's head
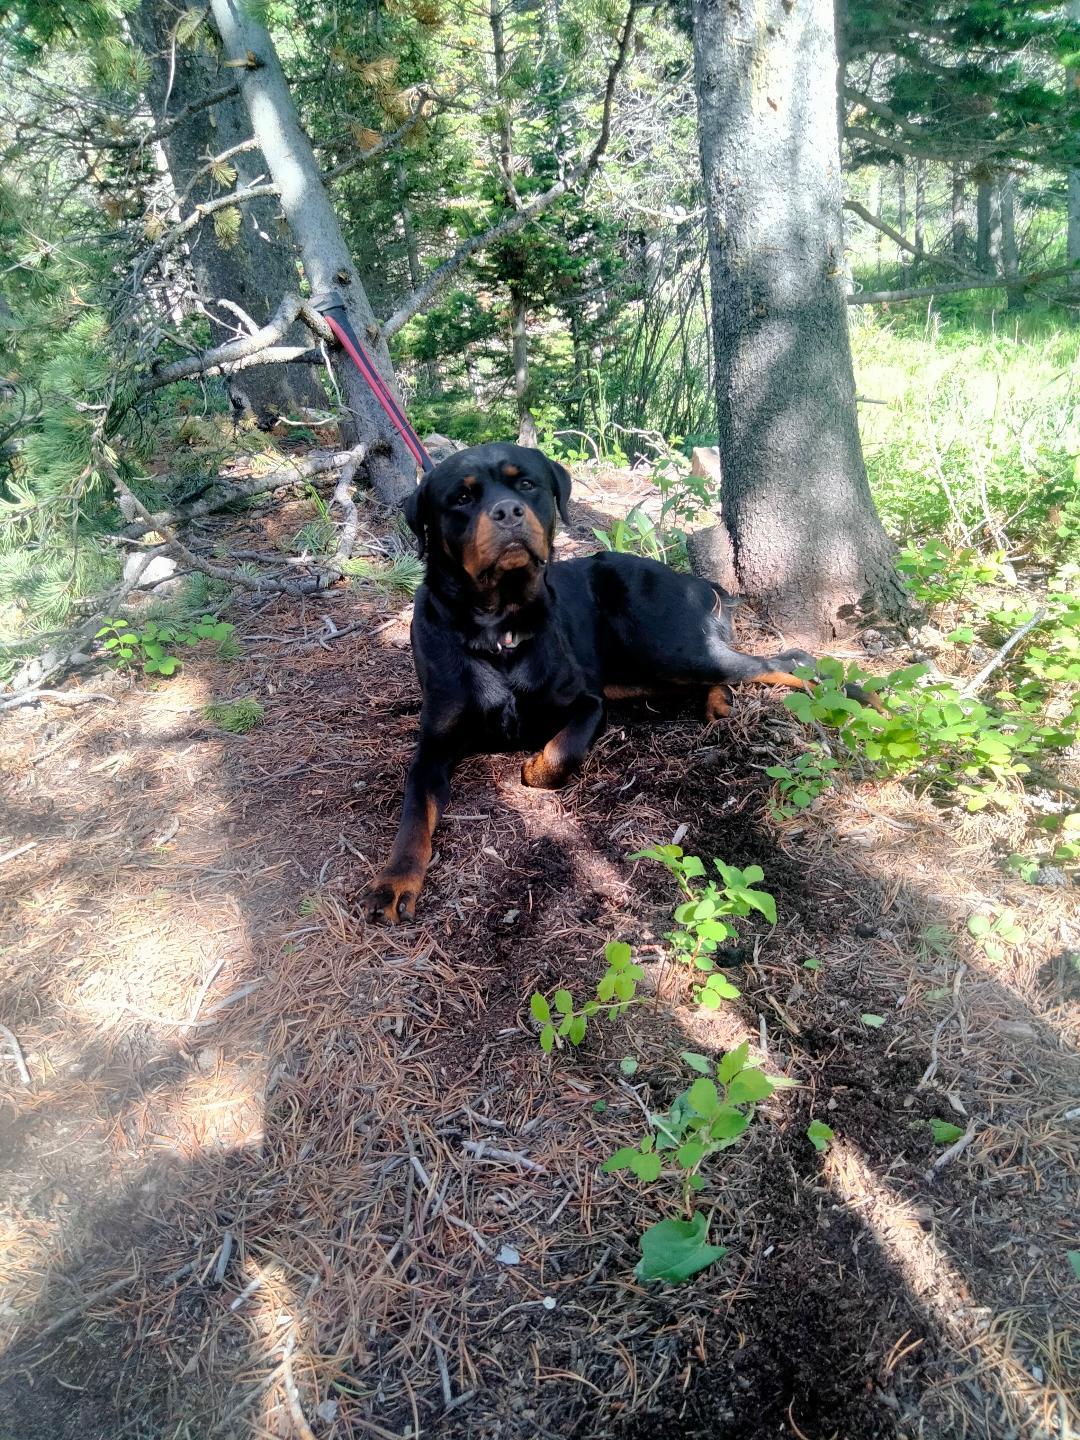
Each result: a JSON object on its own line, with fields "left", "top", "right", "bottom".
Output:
{"left": 403, "top": 443, "right": 571, "bottom": 593}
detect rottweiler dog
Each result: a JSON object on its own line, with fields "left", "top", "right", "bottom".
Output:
{"left": 361, "top": 442, "right": 827, "bottom": 923}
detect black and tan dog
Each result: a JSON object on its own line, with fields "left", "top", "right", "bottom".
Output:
{"left": 361, "top": 442, "right": 826, "bottom": 923}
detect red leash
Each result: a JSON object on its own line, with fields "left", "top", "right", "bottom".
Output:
{"left": 314, "top": 294, "right": 433, "bottom": 475}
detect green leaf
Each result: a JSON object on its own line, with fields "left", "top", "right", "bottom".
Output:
{"left": 1068, "top": 1251, "right": 1080, "bottom": 1281}
{"left": 568, "top": 1015, "right": 587, "bottom": 1045}
{"left": 967, "top": 913, "right": 991, "bottom": 939}
{"left": 634, "top": 1212, "right": 727, "bottom": 1284}
{"left": 807, "top": 1120, "right": 834, "bottom": 1152}
{"left": 619, "top": 1056, "right": 639, "bottom": 1076}
{"left": 860, "top": 1013, "right": 885, "bottom": 1028}
{"left": 530, "top": 993, "right": 551, "bottom": 1023}
{"left": 929, "top": 1118, "right": 964, "bottom": 1144}
{"left": 676, "top": 1139, "right": 706, "bottom": 1169}
{"left": 681, "top": 1051, "right": 714, "bottom": 1076}
{"left": 702, "top": 974, "right": 740, "bottom": 1001}
{"left": 597, "top": 973, "right": 617, "bottom": 1002}
{"left": 602, "top": 1146, "right": 640, "bottom": 1173}
{"left": 592, "top": 1099, "right": 607, "bottom": 1114}
{"left": 554, "top": 989, "right": 573, "bottom": 1015}
{"left": 539, "top": 1025, "right": 556, "bottom": 1053}
{"left": 629, "top": 1151, "right": 662, "bottom": 1182}
{"left": 605, "top": 941, "right": 632, "bottom": 970}
{"left": 709, "top": 1108, "right": 749, "bottom": 1141}
{"left": 802, "top": 957, "right": 821, "bottom": 971}
{"left": 727, "top": 1068, "right": 774, "bottom": 1104}
{"left": 687, "top": 1078, "right": 721, "bottom": 1118}
{"left": 716, "top": 1041, "right": 750, "bottom": 1085}
{"left": 613, "top": 973, "right": 636, "bottom": 1002}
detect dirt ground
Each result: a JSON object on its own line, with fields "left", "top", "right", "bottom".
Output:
{"left": 1, "top": 468, "right": 1077, "bottom": 1440}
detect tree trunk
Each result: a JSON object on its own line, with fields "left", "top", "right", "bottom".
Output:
{"left": 1069, "top": 0, "right": 1080, "bottom": 272}
{"left": 132, "top": 5, "right": 322, "bottom": 426}
{"left": 998, "top": 172, "right": 1026, "bottom": 310}
{"left": 510, "top": 284, "right": 538, "bottom": 447}
{"left": 897, "top": 163, "right": 907, "bottom": 262}
{"left": 207, "top": 0, "right": 414, "bottom": 504}
{"left": 951, "top": 168, "right": 967, "bottom": 261}
{"left": 976, "top": 180, "right": 992, "bottom": 272}
{"left": 690, "top": 0, "right": 903, "bottom": 641}
{"left": 914, "top": 160, "right": 926, "bottom": 258}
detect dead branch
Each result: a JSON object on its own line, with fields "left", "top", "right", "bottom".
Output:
{"left": 86, "top": 82, "right": 241, "bottom": 150}
{"left": 0, "top": 1022, "right": 31, "bottom": 1086}
{"left": 322, "top": 98, "right": 434, "bottom": 183}
{"left": 124, "top": 445, "right": 363, "bottom": 534}
{"left": 0, "top": 689, "right": 116, "bottom": 713}
{"left": 137, "top": 294, "right": 330, "bottom": 393}
{"left": 380, "top": 0, "right": 639, "bottom": 339}
{"left": 961, "top": 608, "right": 1046, "bottom": 697}
{"left": 842, "top": 199, "right": 973, "bottom": 276}
{"left": 848, "top": 266, "right": 1078, "bottom": 305}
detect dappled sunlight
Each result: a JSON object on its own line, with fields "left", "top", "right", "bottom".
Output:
{"left": 825, "top": 1139, "right": 1077, "bottom": 1438}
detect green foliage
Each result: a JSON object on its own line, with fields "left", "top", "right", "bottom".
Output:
{"left": 929, "top": 1119, "right": 965, "bottom": 1145}
{"left": 630, "top": 845, "right": 776, "bottom": 1007}
{"left": 341, "top": 553, "right": 425, "bottom": 596}
{"left": 806, "top": 1120, "right": 834, "bottom": 1153}
{"left": 95, "top": 613, "right": 236, "bottom": 678}
{"left": 766, "top": 745, "right": 840, "bottom": 819}
{"left": 531, "top": 940, "right": 645, "bottom": 1053}
{"left": 634, "top": 1212, "right": 727, "bottom": 1285}
{"left": 604, "top": 1042, "right": 785, "bottom": 1201}
{"left": 967, "top": 908, "right": 1025, "bottom": 963}
{"left": 203, "top": 697, "right": 265, "bottom": 733}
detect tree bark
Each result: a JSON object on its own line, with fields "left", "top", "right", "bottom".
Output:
{"left": 690, "top": 0, "right": 903, "bottom": 641}
{"left": 998, "top": 172, "right": 1026, "bottom": 310}
{"left": 1069, "top": 0, "right": 1080, "bottom": 272}
{"left": 897, "top": 163, "right": 907, "bottom": 260}
{"left": 914, "top": 160, "right": 926, "bottom": 257}
{"left": 976, "top": 180, "right": 992, "bottom": 272}
{"left": 131, "top": 3, "right": 320, "bottom": 426}
{"left": 207, "top": 0, "right": 415, "bottom": 504}
{"left": 951, "top": 168, "right": 967, "bottom": 261}
{"left": 510, "top": 283, "right": 537, "bottom": 447}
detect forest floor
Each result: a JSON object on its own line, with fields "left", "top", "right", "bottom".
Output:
{"left": 0, "top": 465, "right": 1077, "bottom": 1440}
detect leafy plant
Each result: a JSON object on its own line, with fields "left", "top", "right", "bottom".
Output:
{"left": 766, "top": 744, "right": 840, "bottom": 818}
{"left": 96, "top": 613, "right": 235, "bottom": 677}
{"left": 806, "top": 1120, "right": 834, "bottom": 1152}
{"left": 603, "top": 1042, "right": 785, "bottom": 1199}
{"left": 929, "top": 1118, "right": 965, "bottom": 1144}
{"left": 341, "top": 553, "right": 425, "bottom": 596}
{"left": 634, "top": 1211, "right": 727, "bottom": 1284}
{"left": 203, "top": 697, "right": 264, "bottom": 733}
{"left": 630, "top": 846, "right": 776, "bottom": 1007}
{"left": 967, "top": 908, "right": 1025, "bottom": 962}
{"left": 531, "top": 941, "right": 645, "bottom": 1052}
{"left": 592, "top": 505, "right": 664, "bottom": 562}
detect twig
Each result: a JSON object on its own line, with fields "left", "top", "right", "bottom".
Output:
{"left": 0, "top": 1022, "right": 31, "bottom": 1086}
{"left": 960, "top": 609, "right": 1045, "bottom": 697}
{"left": 0, "top": 688, "right": 116, "bottom": 713}
{"left": 919, "top": 963, "right": 967, "bottom": 1088}
{"left": 408, "top": 1153, "right": 493, "bottom": 1255}
{"left": 460, "top": 1140, "right": 547, "bottom": 1173}
{"left": 280, "top": 1332, "right": 318, "bottom": 1440}
{"left": 925, "top": 1123, "right": 977, "bottom": 1180}
{"left": 0, "top": 841, "right": 37, "bottom": 866}
{"left": 37, "top": 1260, "right": 194, "bottom": 1340}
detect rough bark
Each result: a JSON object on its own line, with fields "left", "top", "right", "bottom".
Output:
{"left": 510, "top": 283, "right": 537, "bottom": 447}
{"left": 896, "top": 163, "right": 907, "bottom": 257}
{"left": 207, "top": 0, "right": 414, "bottom": 504}
{"left": 1070, "top": 0, "right": 1080, "bottom": 273}
{"left": 691, "top": 0, "right": 904, "bottom": 641}
{"left": 976, "top": 180, "right": 992, "bottom": 272}
{"left": 131, "top": 3, "right": 320, "bottom": 425}
{"left": 914, "top": 160, "right": 926, "bottom": 257}
{"left": 999, "top": 172, "right": 1025, "bottom": 310}
{"left": 951, "top": 168, "right": 967, "bottom": 261}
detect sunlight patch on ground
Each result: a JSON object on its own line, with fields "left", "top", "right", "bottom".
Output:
{"left": 825, "top": 1139, "right": 1076, "bottom": 1439}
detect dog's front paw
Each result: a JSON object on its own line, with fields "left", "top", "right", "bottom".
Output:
{"left": 521, "top": 750, "right": 568, "bottom": 789}
{"left": 359, "top": 867, "right": 422, "bottom": 924}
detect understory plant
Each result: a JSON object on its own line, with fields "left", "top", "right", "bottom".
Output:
{"left": 96, "top": 614, "right": 236, "bottom": 677}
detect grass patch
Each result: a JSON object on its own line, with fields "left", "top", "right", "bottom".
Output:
{"left": 203, "top": 697, "right": 264, "bottom": 733}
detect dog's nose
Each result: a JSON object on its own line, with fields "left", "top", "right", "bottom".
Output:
{"left": 489, "top": 498, "right": 525, "bottom": 525}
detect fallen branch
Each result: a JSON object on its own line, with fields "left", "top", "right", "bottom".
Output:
{"left": 37, "top": 1261, "right": 196, "bottom": 1340}
{"left": 961, "top": 608, "right": 1046, "bottom": 697}
{"left": 849, "top": 266, "right": 1078, "bottom": 305}
{"left": 0, "top": 688, "right": 117, "bottom": 714}
{"left": 0, "top": 1022, "right": 31, "bottom": 1087}
{"left": 123, "top": 445, "right": 363, "bottom": 534}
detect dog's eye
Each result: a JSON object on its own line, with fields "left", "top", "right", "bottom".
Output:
{"left": 518, "top": 478, "right": 535, "bottom": 490}
{"left": 451, "top": 490, "right": 474, "bottom": 507}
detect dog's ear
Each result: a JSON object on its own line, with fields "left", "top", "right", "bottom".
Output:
{"left": 547, "top": 457, "right": 572, "bottom": 524}
{"left": 402, "top": 483, "right": 427, "bottom": 558}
